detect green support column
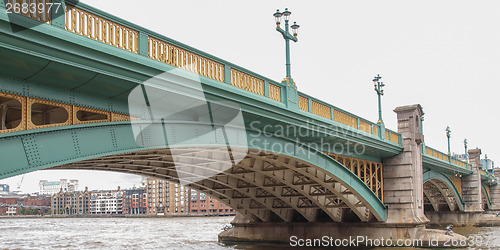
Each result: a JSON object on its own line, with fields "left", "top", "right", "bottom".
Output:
{"left": 285, "top": 81, "right": 299, "bottom": 110}
{"left": 225, "top": 65, "right": 232, "bottom": 85}
{"left": 139, "top": 32, "right": 149, "bottom": 57}
{"left": 374, "top": 121, "right": 385, "bottom": 140}
{"left": 280, "top": 84, "right": 286, "bottom": 105}
{"left": 51, "top": 0, "right": 65, "bottom": 29}
{"left": 264, "top": 80, "right": 270, "bottom": 97}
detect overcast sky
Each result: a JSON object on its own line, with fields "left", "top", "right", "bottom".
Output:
{"left": 3, "top": 0, "right": 499, "bottom": 193}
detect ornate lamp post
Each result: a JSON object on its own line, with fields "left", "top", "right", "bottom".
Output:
{"left": 274, "top": 8, "right": 300, "bottom": 83}
{"left": 485, "top": 154, "right": 489, "bottom": 170}
{"left": 446, "top": 126, "right": 451, "bottom": 163}
{"left": 373, "top": 74, "right": 385, "bottom": 125}
{"left": 464, "top": 138, "right": 468, "bottom": 163}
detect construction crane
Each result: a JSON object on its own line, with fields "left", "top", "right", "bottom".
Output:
{"left": 16, "top": 174, "right": 25, "bottom": 190}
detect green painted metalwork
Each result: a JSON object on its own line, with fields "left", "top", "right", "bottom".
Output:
{"left": 274, "top": 8, "right": 299, "bottom": 80}
{"left": 424, "top": 145, "right": 472, "bottom": 173}
{"left": 51, "top": 0, "right": 65, "bottom": 29}
{"left": 273, "top": 8, "right": 300, "bottom": 110}
{"left": 480, "top": 170, "right": 497, "bottom": 185}
{"left": 464, "top": 138, "right": 468, "bottom": 163}
{"left": 138, "top": 32, "right": 149, "bottom": 57}
{"left": 446, "top": 126, "right": 451, "bottom": 163}
{"left": 0, "top": 121, "right": 387, "bottom": 221}
{"left": 423, "top": 171, "right": 464, "bottom": 211}
{"left": 1, "top": 0, "right": 497, "bottom": 221}
{"left": 372, "top": 74, "right": 384, "bottom": 125}
{"left": 0, "top": 5, "right": 404, "bottom": 149}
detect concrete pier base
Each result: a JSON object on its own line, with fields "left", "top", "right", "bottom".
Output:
{"left": 426, "top": 211, "right": 500, "bottom": 227}
{"left": 219, "top": 221, "right": 466, "bottom": 247}
{"left": 425, "top": 211, "right": 484, "bottom": 226}
{"left": 219, "top": 214, "right": 466, "bottom": 247}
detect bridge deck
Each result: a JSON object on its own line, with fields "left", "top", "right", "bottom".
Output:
{"left": 1, "top": 0, "right": 400, "bottom": 147}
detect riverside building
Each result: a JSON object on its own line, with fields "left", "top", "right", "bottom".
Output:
{"left": 123, "top": 189, "right": 147, "bottom": 215}
{"left": 89, "top": 187, "right": 124, "bottom": 215}
{"left": 52, "top": 187, "right": 91, "bottom": 215}
{"left": 40, "top": 179, "right": 78, "bottom": 195}
{"left": 189, "top": 189, "right": 235, "bottom": 216}
{"left": 146, "top": 178, "right": 190, "bottom": 216}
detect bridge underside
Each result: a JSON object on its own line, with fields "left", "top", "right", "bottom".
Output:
{"left": 423, "top": 180, "right": 461, "bottom": 212}
{"left": 482, "top": 185, "right": 491, "bottom": 210}
{"left": 423, "top": 172, "right": 463, "bottom": 213}
{"left": 53, "top": 147, "right": 381, "bottom": 223}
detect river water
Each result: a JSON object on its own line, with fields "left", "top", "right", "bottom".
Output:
{"left": 0, "top": 216, "right": 499, "bottom": 249}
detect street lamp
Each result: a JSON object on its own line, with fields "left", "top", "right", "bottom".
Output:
{"left": 464, "top": 138, "right": 468, "bottom": 163}
{"left": 485, "top": 154, "right": 489, "bottom": 170}
{"left": 373, "top": 74, "right": 385, "bottom": 125}
{"left": 446, "top": 126, "right": 451, "bottom": 158}
{"left": 274, "top": 8, "right": 300, "bottom": 83}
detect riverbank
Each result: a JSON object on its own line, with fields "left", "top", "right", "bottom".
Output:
{"left": 0, "top": 214, "right": 236, "bottom": 219}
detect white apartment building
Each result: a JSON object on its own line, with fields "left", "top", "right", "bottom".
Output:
{"left": 90, "top": 188, "right": 124, "bottom": 215}
{"left": 39, "top": 179, "right": 78, "bottom": 195}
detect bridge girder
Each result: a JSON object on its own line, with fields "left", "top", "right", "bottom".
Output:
{"left": 0, "top": 121, "right": 387, "bottom": 222}
{"left": 57, "top": 147, "right": 378, "bottom": 223}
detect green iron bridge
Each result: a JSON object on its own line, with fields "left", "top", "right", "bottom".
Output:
{"left": 0, "top": 1, "right": 497, "bottom": 241}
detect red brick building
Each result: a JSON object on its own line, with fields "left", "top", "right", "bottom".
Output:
{"left": 0, "top": 195, "right": 50, "bottom": 215}
{"left": 189, "top": 190, "right": 235, "bottom": 216}
{"left": 0, "top": 197, "right": 18, "bottom": 205}
{"left": 24, "top": 195, "right": 51, "bottom": 207}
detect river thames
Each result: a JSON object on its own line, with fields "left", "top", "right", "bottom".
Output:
{"left": 0, "top": 216, "right": 499, "bottom": 249}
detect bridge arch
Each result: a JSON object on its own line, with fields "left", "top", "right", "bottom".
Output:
{"left": 0, "top": 121, "right": 386, "bottom": 223}
{"left": 482, "top": 184, "right": 492, "bottom": 210}
{"left": 423, "top": 171, "right": 464, "bottom": 212}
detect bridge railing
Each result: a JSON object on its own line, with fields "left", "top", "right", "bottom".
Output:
{"left": 424, "top": 146, "right": 472, "bottom": 171}
{"left": 5, "top": 0, "right": 52, "bottom": 24}
{"left": 2, "top": 0, "right": 401, "bottom": 145}
{"left": 61, "top": 1, "right": 287, "bottom": 103}
{"left": 297, "top": 92, "right": 401, "bottom": 144}
{"left": 480, "top": 169, "right": 496, "bottom": 181}
{"left": 325, "top": 153, "right": 384, "bottom": 202}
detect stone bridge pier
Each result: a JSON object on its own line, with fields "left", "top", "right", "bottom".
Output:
{"left": 383, "top": 105, "right": 428, "bottom": 225}
{"left": 490, "top": 169, "right": 500, "bottom": 210}
{"left": 425, "top": 149, "right": 486, "bottom": 225}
